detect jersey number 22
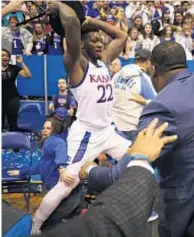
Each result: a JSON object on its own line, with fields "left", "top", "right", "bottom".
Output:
{"left": 97, "top": 84, "right": 113, "bottom": 103}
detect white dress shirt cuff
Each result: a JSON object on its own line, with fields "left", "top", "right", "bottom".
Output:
{"left": 127, "top": 160, "right": 154, "bottom": 174}
{"left": 87, "top": 165, "right": 98, "bottom": 175}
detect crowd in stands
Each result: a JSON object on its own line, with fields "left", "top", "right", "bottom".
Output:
{"left": 2, "top": 0, "right": 194, "bottom": 59}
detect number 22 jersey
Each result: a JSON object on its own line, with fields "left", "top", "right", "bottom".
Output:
{"left": 69, "top": 60, "right": 113, "bottom": 129}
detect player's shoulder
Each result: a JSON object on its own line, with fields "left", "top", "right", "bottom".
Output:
{"left": 120, "top": 64, "right": 142, "bottom": 79}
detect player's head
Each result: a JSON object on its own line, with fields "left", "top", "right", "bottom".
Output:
{"left": 2, "top": 49, "right": 11, "bottom": 66}
{"left": 134, "top": 49, "right": 154, "bottom": 77}
{"left": 81, "top": 27, "right": 103, "bottom": 60}
{"left": 41, "top": 118, "right": 63, "bottom": 141}
{"left": 58, "top": 78, "right": 67, "bottom": 92}
{"left": 109, "top": 58, "right": 121, "bottom": 75}
{"left": 151, "top": 41, "right": 187, "bottom": 92}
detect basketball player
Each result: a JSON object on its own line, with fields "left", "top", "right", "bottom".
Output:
{"left": 31, "top": 2, "right": 131, "bottom": 234}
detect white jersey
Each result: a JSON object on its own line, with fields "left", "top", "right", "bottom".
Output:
{"left": 70, "top": 60, "right": 113, "bottom": 130}
{"left": 113, "top": 64, "right": 156, "bottom": 131}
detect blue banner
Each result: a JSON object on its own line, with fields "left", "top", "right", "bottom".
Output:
{"left": 17, "top": 56, "right": 45, "bottom": 96}
{"left": 17, "top": 55, "right": 194, "bottom": 97}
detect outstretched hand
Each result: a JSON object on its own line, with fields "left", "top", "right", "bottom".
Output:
{"left": 127, "top": 118, "right": 178, "bottom": 161}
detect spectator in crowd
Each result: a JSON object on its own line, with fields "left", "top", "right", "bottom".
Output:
{"left": 113, "top": 49, "right": 156, "bottom": 139}
{"left": 161, "top": 6, "right": 172, "bottom": 28}
{"left": 174, "top": 10, "right": 184, "bottom": 26}
{"left": 2, "top": 49, "right": 32, "bottom": 131}
{"left": 175, "top": 23, "right": 193, "bottom": 60}
{"left": 123, "top": 26, "right": 142, "bottom": 59}
{"left": 28, "top": 3, "right": 39, "bottom": 19}
{"left": 133, "top": 15, "right": 144, "bottom": 32}
{"left": 2, "top": 10, "right": 25, "bottom": 27}
{"left": 32, "top": 23, "right": 47, "bottom": 55}
{"left": 160, "top": 25, "right": 175, "bottom": 42}
{"left": 109, "top": 57, "right": 121, "bottom": 77}
{"left": 46, "top": 31, "right": 63, "bottom": 55}
{"left": 2, "top": 16, "right": 33, "bottom": 55}
{"left": 49, "top": 78, "right": 77, "bottom": 134}
{"left": 7, "top": 118, "right": 69, "bottom": 235}
{"left": 39, "top": 119, "right": 177, "bottom": 237}
{"left": 137, "top": 41, "right": 194, "bottom": 237}
{"left": 140, "top": 23, "right": 160, "bottom": 51}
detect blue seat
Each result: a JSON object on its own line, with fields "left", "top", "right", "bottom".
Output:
{"left": 2, "top": 132, "right": 33, "bottom": 212}
{"left": 18, "top": 103, "right": 42, "bottom": 133}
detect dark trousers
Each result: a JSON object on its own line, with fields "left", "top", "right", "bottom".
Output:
{"left": 2, "top": 97, "right": 20, "bottom": 131}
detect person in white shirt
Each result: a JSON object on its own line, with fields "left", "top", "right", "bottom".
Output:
{"left": 113, "top": 49, "right": 156, "bottom": 139}
{"left": 140, "top": 23, "right": 160, "bottom": 51}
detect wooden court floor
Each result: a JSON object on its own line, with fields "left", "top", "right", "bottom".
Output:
{"left": 2, "top": 193, "right": 44, "bottom": 214}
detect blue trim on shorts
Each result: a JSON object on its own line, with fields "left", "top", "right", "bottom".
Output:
{"left": 69, "top": 62, "right": 89, "bottom": 89}
{"left": 72, "top": 131, "right": 91, "bottom": 163}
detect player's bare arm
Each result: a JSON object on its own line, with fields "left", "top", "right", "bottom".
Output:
{"left": 49, "top": 2, "right": 87, "bottom": 86}
{"left": 82, "top": 17, "right": 128, "bottom": 64}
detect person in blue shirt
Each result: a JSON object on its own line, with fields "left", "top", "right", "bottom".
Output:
{"left": 7, "top": 118, "right": 74, "bottom": 235}
{"left": 49, "top": 78, "right": 77, "bottom": 133}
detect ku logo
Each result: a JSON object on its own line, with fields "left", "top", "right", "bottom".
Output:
{"left": 58, "top": 98, "right": 67, "bottom": 104}
{"left": 90, "top": 74, "right": 111, "bottom": 83}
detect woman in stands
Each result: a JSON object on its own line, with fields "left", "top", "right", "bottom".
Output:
{"left": 7, "top": 118, "right": 74, "bottom": 235}
{"left": 160, "top": 25, "right": 175, "bottom": 42}
{"left": 140, "top": 23, "right": 160, "bottom": 51}
{"left": 32, "top": 23, "right": 47, "bottom": 55}
{"left": 2, "top": 49, "right": 32, "bottom": 132}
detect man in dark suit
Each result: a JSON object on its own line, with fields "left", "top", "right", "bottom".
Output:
{"left": 137, "top": 41, "right": 194, "bottom": 237}
{"left": 82, "top": 41, "right": 194, "bottom": 237}
{"left": 40, "top": 119, "right": 177, "bottom": 237}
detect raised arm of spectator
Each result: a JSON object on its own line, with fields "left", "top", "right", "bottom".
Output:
{"left": 83, "top": 17, "right": 128, "bottom": 64}
{"left": 16, "top": 56, "right": 32, "bottom": 78}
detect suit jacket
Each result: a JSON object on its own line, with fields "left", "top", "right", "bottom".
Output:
{"left": 40, "top": 166, "right": 157, "bottom": 237}
{"left": 137, "top": 69, "right": 194, "bottom": 237}
{"left": 88, "top": 155, "right": 129, "bottom": 193}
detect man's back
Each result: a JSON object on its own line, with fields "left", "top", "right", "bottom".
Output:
{"left": 138, "top": 69, "right": 194, "bottom": 237}
{"left": 113, "top": 64, "right": 155, "bottom": 131}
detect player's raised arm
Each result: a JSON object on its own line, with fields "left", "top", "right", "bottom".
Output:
{"left": 82, "top": 17, "right": 128, "bottom": 64}
{"left": 49, "top": 2, "right": 87, "bottom": 86}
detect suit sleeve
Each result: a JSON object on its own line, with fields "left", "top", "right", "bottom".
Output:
{"left": 138, "top": 100, "right": 179, "bottom": 158}
{"left": 88, "top": 156, "right": 129, "bottom": 193}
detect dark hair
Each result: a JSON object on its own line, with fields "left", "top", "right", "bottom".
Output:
{"left": 174, "top": 11, "right": 184, "bottom": 26}
{"left": 151, "top": 41, "right": 187, "bottom": 74}
{"left": 8, "top": 16, "right": 19, "bottom": 23}
{"left": 2, "top": 49, "right": 11, "bottom": 58}
{"left": 46, "top": 117, "right": 64, "bottom": 135}
{"left": 142, "top": 23, "right": 154, "bottom": 40}
{"left": 81, "top": 26, "right": 99, "bottom": 40}
{"left": 161, "top": 25, "right": 173, "bottom": 37}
